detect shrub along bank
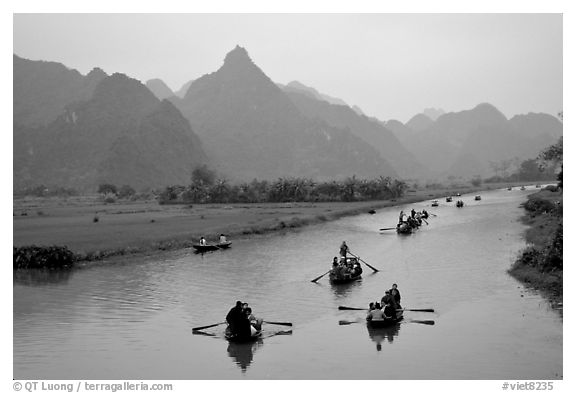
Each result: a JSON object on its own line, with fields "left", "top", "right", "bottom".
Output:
{"left": 508, "top": 188, "right": 563, "bottom": 305}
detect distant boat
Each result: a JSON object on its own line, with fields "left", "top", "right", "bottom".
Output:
{"left": 446, "top": 196, "right": 453, "bottom": 202}
{"left": 431, "top": 200, "right": 439, "bottom": 207}
{"left": 507, "top": 187, "right": 512, "bottom": 191}
{"left": 396, "top": 222, "right": 414, "bottom": 235}
{"left": 456, "top": 200, "right": 464, "bottom": 208}
{"left": 329, "top": 257, "right": 363, "bottom": 284}
{"left": 193, "top": 241, "right": 232, "bottom": 252}
{"left": 455, "top": 193, "right": 461, "bottom": 197}
{"left": 474, "top": 195, "right": 481, "bottom": 201}
{"left": 520, "top": 186, "right": 526, "bottom": 190}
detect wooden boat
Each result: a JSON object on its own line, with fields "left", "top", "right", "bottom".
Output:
{"left": 446, "top": 196, "right": 453, "bottom": 202}
{"left": 193, "top": 244, "right": 220, "bottom": 252}
{"left": 366, "top": 309, "right": 404, "bottom": 328}
{"left": 431, "top": 200, "right": 439, "bottom": 207}
{"left": 456, "top": 200, "right": 464, "bottom": 208}
{"left": 193, "top": 241, "right": 232, "bottom": 252}
{"left": 225, "top": 325, "right": 262, "bottom": 343}
{"left": 329, "top": 257, "right": 362, "bottom": 284}
{"left": 520, "top": 186, "right": 526, "bottom": 190}
{"left": 474, "top": 195, "right": 481, "bottom": 201}
{"left": 396, "top": 222, "right": 413, "bottom": 234}
{"left": 507, "top": 187, "right": 512, "bottom": 191}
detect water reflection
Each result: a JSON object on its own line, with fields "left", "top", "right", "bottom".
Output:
{"left": 13, "top": 269, "right": 74, "bottom": 286}
{"left": 329, "top": 278, "right": 364, "bottom": 299}
{"left": 366, "top": 323, "right": 401, "bottom": 351}
{"left": 227, "top": 338, "right": 264, "bottom": 373}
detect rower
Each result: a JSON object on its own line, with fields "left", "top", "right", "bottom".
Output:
{"left": 219, "top": 233, "right": 227, "bottom": 243}
{"left": 390, "top": 283, "right": 401, "bottom": 309}
{"left": 199, "top": 236, "right": 207, "bottom": 246}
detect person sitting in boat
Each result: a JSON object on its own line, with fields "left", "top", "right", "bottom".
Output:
{"left": 226, "top": 301, "right": 245, "bottom": 334}
{"left": 339, "top": 241, "right": 349, "bottom": 260}
{"left": 390, "top": 283, "right": 401, "bottom": 309}
{"left": 398, "top": 210, "right": 406, "bottom": 223}
{"left": 421, "top": 209, "right": 429, "bottom": 219}
{"left": 199, "top": 236, "right": 207, "bottom": 246}
{"left": 381, "top": 290, "right": 398, "bottom": 309}
{"left": 332, "top": 257, "right": 339, "bottom": 268}
{"left": 411, "top": 208, "right": 416, "bottom": 218}
{"left": 382, "top": 299, "right": 396, "bottom": 320}
{"left": 219, "top": 234, "right": 227, "bottom": 243}
{"left": 366, "top": 302, "right": 385, "bottom": 321}
{"left": 351, "top": 260, "right": 363, "bottom": 275}
{"left": 244, "top": 307, "right": 263, "bottom": 334}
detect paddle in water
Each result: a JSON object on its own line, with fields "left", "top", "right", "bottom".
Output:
{"left": 348, "top": 251, "right": 379, "bottom": 272}
{"left": 339, "top": 306, "right": 435, "bottom": 313}
{"left": 263, "top": 321, "right": 293, "bottom": 326}
{"left": 192, "top": 321, "right": 226, "bottom": 331}
{"left": 379, "top": 227, "right": 396, "bottom": 231}
{"left": 311, "top": 270, "right": 332, "bottom": 283}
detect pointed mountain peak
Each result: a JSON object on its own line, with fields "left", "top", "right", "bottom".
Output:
{"left": 146, "top": 78, "right": 174, "bottom": 100}
{"left": 223, "top": 45, "right": 254, "bottom": 67}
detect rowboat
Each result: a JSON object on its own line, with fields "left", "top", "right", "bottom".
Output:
{"left": 329, "top": 257, "right": 362, "bottom": 284}
{"left": 193, "top": 241, "right": 232, "bottom": 252}
{"left": 225, "top": 325, "right": 262, "bottom": 343}
{"left": 474, "top": 195, "right": 481, "bottom": 201}
{"left": 446, "top": 196, "right": 453, "bottom": 202}
{"left": 431, "top": 200, "right": 439, "bottom": 207}
{"left": 520, "top": 186, "right": 526, "bottom": 190}
{"left": 366, "top": 309, "right": 404, "bottom": 328}
{"left": 456, "top": 200, "right": 464, "bottom": 208}
{"left": 193, "top": 244, "right": 220, "bottom": 252}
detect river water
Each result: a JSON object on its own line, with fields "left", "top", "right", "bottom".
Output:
{"left": 13, "top": 187, "right": 562, "bottom": 379}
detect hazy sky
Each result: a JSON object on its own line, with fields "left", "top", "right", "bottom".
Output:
{"left": 13, "top": 13, "right": 562, "bottom": 122}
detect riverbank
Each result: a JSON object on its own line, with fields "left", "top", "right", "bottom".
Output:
{"left": 13, "top": 181, "right": 527, "bottom": 263}
{"left": 508, "top": 187, "right": 563, "bottom": 308}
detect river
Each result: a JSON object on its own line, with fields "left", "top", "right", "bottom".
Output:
{"left": 13, "top": 186, "right": 562, "bottom": 379}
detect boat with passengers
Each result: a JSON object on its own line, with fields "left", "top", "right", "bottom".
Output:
{"left": 329, "top": 257, "right": 363, "bottom": 283}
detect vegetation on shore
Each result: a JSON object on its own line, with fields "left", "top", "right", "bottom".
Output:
{"left": 508, "top": 186, "right": 563, "bottom": 305}
{"left": 14, "top": 245, "right": 76, "bottom": 269}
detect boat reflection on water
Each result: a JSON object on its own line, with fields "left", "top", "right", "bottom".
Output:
{"left": 329, "top": 277, "right": 363, "bottom": 299}
{"left": 366, "top": 322, "right": 401, "bottom": 351}
{"left": 226, "top": 338, "right": 264, "bottom": 373}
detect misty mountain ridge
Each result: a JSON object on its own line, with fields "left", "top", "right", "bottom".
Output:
{"left": 146, "top": 78, "right": 175, "bottom": 100}
{"left": 392, "top": 103, "right": 562, "bottom": 178}
{"left": 172, "top": 45, "right": 398, "bottom": 180}
{"left": 14, "top": 61, "right": 207, "bottom": 191}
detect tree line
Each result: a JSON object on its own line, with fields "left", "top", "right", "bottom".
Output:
{"left": 158, "top": 165, "right": 409, "bottom": 204}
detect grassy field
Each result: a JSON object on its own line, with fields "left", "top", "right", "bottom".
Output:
{"left": 13, "top": 182, "right": 527, "bottom": 261}
{"left": 508, "top": 188, "right": 563, "bottom": 306}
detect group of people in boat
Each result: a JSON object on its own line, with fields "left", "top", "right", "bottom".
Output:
{"left": 331, "top": 241, "right": 362, "bottom": 277}
{"left": 225, "top": 300, "right": 263, "bottom": 338}
{"left": 398, "top": 208, "right": 428, "bottom": 229}
{"left": 366, "top": 283, "right": 402, "bottom": 321}
{"left": 199, "top": 234, "right": 228, "bottom": 246}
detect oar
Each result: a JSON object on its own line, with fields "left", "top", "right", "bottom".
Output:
{"left": 339, "top": 319, "right": 362, "bottom": 325}
{"left": 348, "top": 251, "right": 379, "bottom": 272}
{"left": 410, "top": 320, "right": 435, "bottom": 325}
{"left": 379, "top": 227, "right": 396, "bottom": 231}
{"left": 263, "top": 321, "right": 293, "bottom": 327}
{"left": 192, "top": 330, "right": 218, "bottom": 336}
{"left": 428, "top": 212, "right": 437, "bottom": 217}
{"left": 311, "top": 270, "right": 331, "bottom": 283}
{"left": 339, "top": 306, "right": 368, "bottom": 311}
{"left": 192, "top": 321, "right": 226, "bottom": 331}
{"left": 421, "top": 218, "right": 429, "bottom": 225}
{"left": 400, "top": 308, "right": 435, "bottom": 313}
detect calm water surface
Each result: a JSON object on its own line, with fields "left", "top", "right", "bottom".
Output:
{"left": 13, "top": 187, "right": 562, "bottom": 379}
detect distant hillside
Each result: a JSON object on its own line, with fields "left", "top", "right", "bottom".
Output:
{"left": 14, "top": 54, "right": 107, "bottom": 127}
{"left": 285, "top": 90, "right": 427, "bottom": 179}
{"left": 145, "top": 78, "right": 174, "bottom": 100}
{"left": 14, "top": 64, "right": 207, "bottom": 191}
{"left": 175, "top": 79, "right": 194, "bottom": 98}
{"left": 172, "top": 46, "right": 397, "bottom": 180}
{"left": 281, "top": 81, "right": 349, "bottom": 107}
{"left": 396, "top": 103, "right": 563, "bottom": 178}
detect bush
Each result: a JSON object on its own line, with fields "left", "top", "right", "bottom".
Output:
{"left": 524, "top": 198, "right": 556, "bottom": 214}
{"left": 14, "top": 245, "right": 77, "bottom": 269}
